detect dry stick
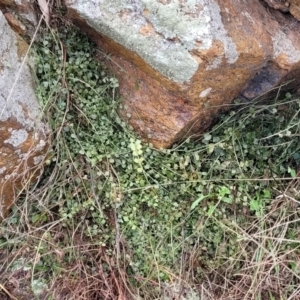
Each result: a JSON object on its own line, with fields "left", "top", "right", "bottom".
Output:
{"left": 0, "top": 283, "right": 19, "bottom": 300}
{"left": 55, "top": 40, "right": 70, "bottom": 140}
{"left": 111, "top": 270, "right": 123, "bottom": 299}
{"left": 178, "top": 224, "right": 186, "bottom": 299}
{"left": 37, "top": 0, "right": 50, "bottom": 26}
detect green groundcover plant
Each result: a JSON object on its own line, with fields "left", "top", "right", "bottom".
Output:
{"left": 1, "top": 26, "right": 300, "bottom": 299}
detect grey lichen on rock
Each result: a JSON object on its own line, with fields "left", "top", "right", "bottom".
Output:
{"left": 67, "top": 0, "right": 238, "bottom": 83}
{"left": 0, "top": 10, "right": 40, "bottom": 129}
{"left": 272, "top": 31, "right": 300, "bottom": 64}
{"left": 0, "top": 9, "right": 48, "bottom": 219}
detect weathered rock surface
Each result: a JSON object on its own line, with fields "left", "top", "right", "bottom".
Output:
{"left": 0, "top": 10, "right": 48, "bottom": 218}
{"left": 263, "top": 0, "right": 290, "bottom": 12}
{"left": 65, "top": 0, "right": 300, "bottom": 148}
{"left": 0, "top": 0, "right": 37, "bottom": 37}
{"left": 263, "top": 0, "right": 300, "bottom": 21}
{"left": 290, "top": 0, "right": 300, "bottom": 20}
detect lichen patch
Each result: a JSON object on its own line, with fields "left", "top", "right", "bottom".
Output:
{"left": 4, "top": 129, "right": 28, "bottom": 147}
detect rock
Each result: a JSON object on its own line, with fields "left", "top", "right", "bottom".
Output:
{"left": 66, "top": 0, "right": 300, "bottom": 148}
{"left": 0, "top": 10, "right": 48, "bottom": 219}
{"left": 263, "top": 0, "right": 300, "bottom": 21}
{"left": 3, "top": 12, "right": 26, "bottom": 35}
{"left": 0, "top": 0, "right": 38, "bottom": 37}
{"left": 289, "top": 0, "right": 300, "bottom": 20}
{"left": 263, "top": 0, "right": 290, "bottom": 12}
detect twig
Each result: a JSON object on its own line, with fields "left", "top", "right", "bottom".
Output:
{"left": 0, "top": 283, "right": 18, "bottom": 300}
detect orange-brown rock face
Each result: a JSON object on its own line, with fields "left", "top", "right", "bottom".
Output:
{"left": 66, "top": 0, "right": 300, "bottom": 148}
{"left": 0, "top": 10, "right": 48, "bottom": 219}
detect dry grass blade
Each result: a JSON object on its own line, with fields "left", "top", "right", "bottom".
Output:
{"left": 0, "top": 283, "right": 19, "bottom": 300}
{"left": 2, "top": 1, "right": 300, "bottom": 298}
{"left": 37, "top": 0, "right": 50, "bottom": 26}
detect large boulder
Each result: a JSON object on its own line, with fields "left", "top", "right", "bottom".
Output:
{"left": 66, "top": 0, "right": 300, "bottom": 148}
{"left": 0, "top": 10, "right": 48, "bottom": 218}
